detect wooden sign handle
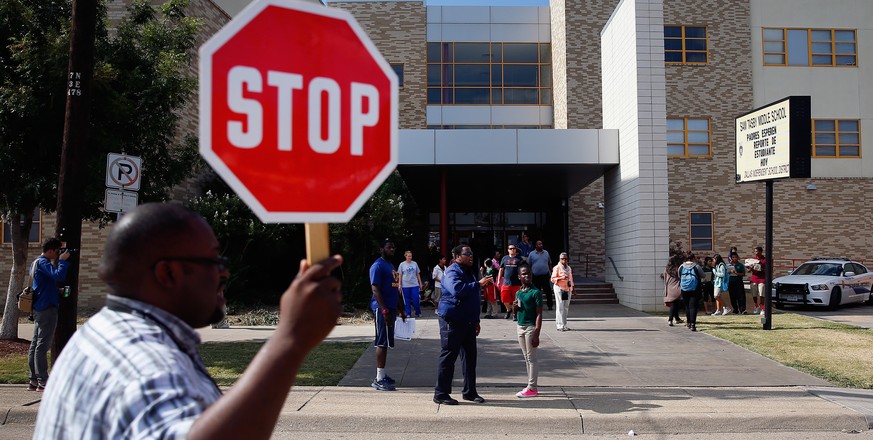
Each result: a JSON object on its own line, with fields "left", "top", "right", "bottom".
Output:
{"left": 305, "top": 223, "right": 330, "bottom": 265}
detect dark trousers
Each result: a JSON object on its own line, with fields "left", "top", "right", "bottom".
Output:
{"left": 434, "top": 318, "right": 478, "bottom": 398}
{"left": 669, "top": 299, "right": 684, "bottom": 322}
{"left": 728, "top": 278, "right": 746, "bottom": 313}
{"left": 682, "top": 291, "right": 700, "bottom": 324}
{"left": 28, "top": 306, "right": 58, "bottom": 384}
{"left": 532, "top": 274, "right": 552, "bottom": 309}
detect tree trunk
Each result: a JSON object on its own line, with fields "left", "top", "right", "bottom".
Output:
{"left": 0, "top": 212, "right": 34, "bottom": 340}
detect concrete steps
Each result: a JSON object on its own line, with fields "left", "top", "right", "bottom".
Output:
{"left": 571, "top": 282, "right": 619, "bottom": 304}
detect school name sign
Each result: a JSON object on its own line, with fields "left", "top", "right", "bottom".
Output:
{"left": 735, "top": 96, "right": 811, "bottom": 183}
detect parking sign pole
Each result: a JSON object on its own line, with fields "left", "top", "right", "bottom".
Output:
{"left": 763, "top": 180, "right": 773, "bottom": 330}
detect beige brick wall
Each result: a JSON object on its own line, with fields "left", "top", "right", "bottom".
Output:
{"left": 550, "top": 0, "right": 568, "bottom": 130}
{"left": 664, "top": 0, "right": 754, "bottom": 256}
{"left": 330, "top": 1, "right": 427, "bottom": 130}
{"left": 560, "top": 0, "right": 618, "bottom": 278}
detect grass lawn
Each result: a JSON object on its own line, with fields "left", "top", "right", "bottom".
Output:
{"left": 0, "top": 342, "right": 367, "bottom": 386}
{"left": 697, "top": 311, "right": 873, "bottom": 389}
{"left": 0, "top": 354, "right": 31, "bottom": 384}
{"left": 199, "top": 341, "right": 368, "bottom": 386}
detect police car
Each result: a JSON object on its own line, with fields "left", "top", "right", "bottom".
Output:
{"left": 772, "top": 259, "right": 873, "bottom": 309}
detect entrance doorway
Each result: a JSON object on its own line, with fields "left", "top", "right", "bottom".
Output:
{"left": 429, "top": 210, "right": 556, "bottom": 266}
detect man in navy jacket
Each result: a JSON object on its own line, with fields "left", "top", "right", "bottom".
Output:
{"left": 433, "top": 245, "right": 492, "bottom": 405}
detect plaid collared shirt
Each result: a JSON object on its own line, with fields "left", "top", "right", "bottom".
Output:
{"left": 34, "top": 295, "right": 222, "bottom": 439}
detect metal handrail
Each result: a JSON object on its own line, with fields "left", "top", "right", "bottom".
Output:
{"left": 606, "top": 256, "right": 623, "bottom": 281}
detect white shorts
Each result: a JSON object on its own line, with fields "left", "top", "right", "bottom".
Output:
{"left": 751, "top": 282, "right": 765, "bottom": 297}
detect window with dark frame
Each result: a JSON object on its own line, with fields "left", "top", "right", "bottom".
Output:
{"left": 812, "top": 119, "right": 861, "bottom": 157}
{"left": 689, "top": 212, "right": 713, "bottom": 252}
{"left": 1, "top": 208, "right": 41, "bottom": 244}
{"left": 426, "top": 42, "right": 552, "bottom": 105}
{"left": 664, "top": 25, "right": 708, "bottom": 64}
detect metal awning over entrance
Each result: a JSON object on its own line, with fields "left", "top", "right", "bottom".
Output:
{"left": 397, "top": 128, "right": 620, "bottom": 211}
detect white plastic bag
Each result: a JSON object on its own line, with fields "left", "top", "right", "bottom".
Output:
{"left": 394, "top": 317, "right": 416, "bottom": 340}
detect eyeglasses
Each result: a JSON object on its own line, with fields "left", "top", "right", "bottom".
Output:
{"left": 508, "top": 247, "right": 516, "bottom": 250}
{"left": 461, "top": 252, "right": 473, "bottom": 256}
{"left": 560, "top": 257, "right": 567, "bottom": 260}
{"left": 159, "top": 256, "right": 228, "bottom": 271}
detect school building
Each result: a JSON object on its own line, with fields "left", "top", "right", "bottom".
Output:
{"left": 2, "top": 0, "right": 871, "bottom": 311}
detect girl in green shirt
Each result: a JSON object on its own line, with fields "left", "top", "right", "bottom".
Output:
{"left": 513, "top": 265, "right": 543, "bottom": 398}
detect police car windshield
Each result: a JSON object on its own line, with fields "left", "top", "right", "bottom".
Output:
{"left": 793, "top": 263, "right": 842, "bottom": 277}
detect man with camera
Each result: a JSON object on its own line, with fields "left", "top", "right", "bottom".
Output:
{"left": 27, "top": 238, "right": 71, "bottom": 391}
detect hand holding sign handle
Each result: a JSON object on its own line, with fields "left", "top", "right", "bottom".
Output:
{"left": 305, "top": 223, "right": 330, "bottom": 265}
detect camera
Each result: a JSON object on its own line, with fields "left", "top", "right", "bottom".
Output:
{"left": 60, "top": 248, "right": 79, "bottom": 254}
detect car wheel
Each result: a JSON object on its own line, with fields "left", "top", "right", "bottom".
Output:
{"left": 828, "top": 287, "right": 842, "bottom": 310}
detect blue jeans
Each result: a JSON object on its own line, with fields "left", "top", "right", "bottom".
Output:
{"left": 29, "top": 306, "right": 58, "bottom": 384}
{"left": 402, "top": 286, "right": 421, "bottom": 316}
{"left": 434, "top": 318, "right": 478, "bottom": 398}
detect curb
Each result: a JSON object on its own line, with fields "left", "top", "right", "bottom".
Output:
{"left": 267, "top": 386, "right": 870, "bottom": 436}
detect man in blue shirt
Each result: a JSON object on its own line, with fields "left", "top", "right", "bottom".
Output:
{"left": 369, "top": 239, "right": 405, "bottom": 391}
{"left": 433, "top": 245, "right": 491, "bottom": 405}
{"left": 517, "top": 233, "right": 534, "bottom": 259}
{"left": 28, "top": 238, "right": 70, "bottom": 391}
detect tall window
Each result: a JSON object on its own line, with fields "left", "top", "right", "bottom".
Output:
{"left": 664, "top": 25, "right": 708, "bottom": 64}
{"left": 689, "top": 212, "right": 713, "bottom": 251}
{"left": 763, "top": 28, "right": 857, "bottom": 66}
{"left": 667, "top": 117, "right": 711, "bottom": 157}
{"left": 813, "top": 119, "right": 861, "bottom": 157}
{"left": 390, "top": 64, "right": 404, "bottom": 87}
{"left": 2, "top": 209, "right": 41, "bottom": 244}
{"left": 426, "top": 42, "right": 552, "bottom": 105}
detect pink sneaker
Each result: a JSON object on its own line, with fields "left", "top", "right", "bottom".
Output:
{"left": 516, "top": 387, "right": 538, "bottom": 398}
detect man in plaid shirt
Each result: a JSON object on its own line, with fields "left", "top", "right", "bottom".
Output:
{"left": 34, "top": 203, "right": 344, "bottom": 439}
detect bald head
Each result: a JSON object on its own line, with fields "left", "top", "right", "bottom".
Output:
{"left": 99, "top": 203, "right": 211, "bottom": 295}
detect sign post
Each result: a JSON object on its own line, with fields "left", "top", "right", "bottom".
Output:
{"left": 199, "top": 0, "right": 398, "bottom": 263}
{"left": 735, "top": 96, "right": 811, "bottom": 330}
{"left": 104, "top": 153, "right": 142, "bottom": 215}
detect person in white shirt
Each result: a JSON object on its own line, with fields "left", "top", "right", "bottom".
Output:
{"left": 431, "top": 256, "right": 446, "bottom": 311}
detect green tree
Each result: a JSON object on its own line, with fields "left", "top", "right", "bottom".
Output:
{"left": 330, "top": 172, "right": 414, "bottom": 306}
{"left": 188, "top": 171, "right": 416, "bottom": 308}
{"left": 0, "top": 0, "right": 202, "bottom": 339}
{"left": 187, "top": 183, "right": 303, "bottom": 305}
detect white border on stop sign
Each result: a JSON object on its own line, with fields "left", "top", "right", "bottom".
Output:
{"left": 198, "top": 0, "right": 399, "bottom": 224}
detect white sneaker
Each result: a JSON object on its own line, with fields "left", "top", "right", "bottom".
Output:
{"left": 753, "top": 306, "right": 761, "bottom": 314}
{"left": 711, "top": 310, "right": 722, "bottom": 316}
{"left": 723, "top": 307, "right": 732, "bottom": 315}
{"left": 760, "top": 308, "right": 766, "bottom": 315}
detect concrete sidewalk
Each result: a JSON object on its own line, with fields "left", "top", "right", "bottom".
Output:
{"left": 4, "top": 304, "right": 872, "bottom": 437}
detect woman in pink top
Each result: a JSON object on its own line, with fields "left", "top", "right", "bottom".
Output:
{"left": 550, "top": 252, "right": 574, "bottom": 331}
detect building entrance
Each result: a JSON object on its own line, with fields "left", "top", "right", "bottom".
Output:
{"left": 428, "top": 210, "right": 561, "bottom": 265}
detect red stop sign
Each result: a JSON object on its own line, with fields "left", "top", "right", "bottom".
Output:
{"left": 199, "top": 0, "right": 398, "bottom": 223}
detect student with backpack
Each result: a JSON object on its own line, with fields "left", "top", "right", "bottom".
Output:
{"left": 679, "top": 253, "right": 704, "bottom": 332}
